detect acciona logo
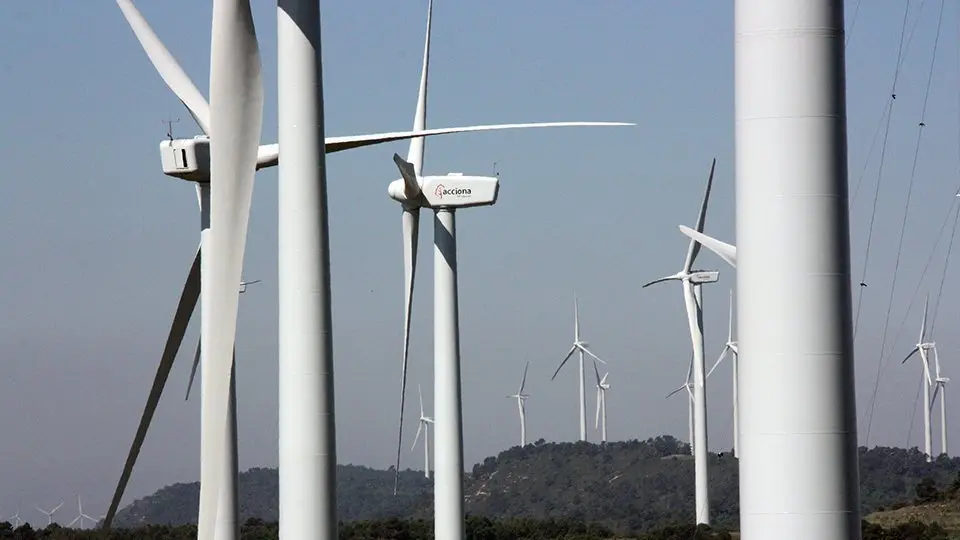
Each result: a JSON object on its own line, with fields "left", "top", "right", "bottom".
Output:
{"left": 433, "top": 184, "right": 472, "bottom": 199}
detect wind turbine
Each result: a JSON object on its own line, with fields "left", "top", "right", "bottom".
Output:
{"left": 384, "top": 3, "right": 631, "bottom": 538}
{"left": 9, "top": 508, "right": 21, "bottom": 528}
{"left": 506, "top": 361, "right": 531, "bottom": 447}
{"left": 68, "top": 496, "right": 97, "bottom": 529}
{"left": 411, "top": 384, "right": 435, "bottom": 479}
{"left": 903, "top": 295, "right": 936, "bottom": 462}
{"left": 550, "top": 296, "right": 609, "bottom": 442}
{"left": 643, "top": 159, "right": 718, "bottom": 525}
{"left": 666, "top": 356, "right": 696, "bottom": 456}
{"left": 593, "top": 361, "right": 610, "bottom": 443}
{"left": 930, "top": 347, "right": 949, "bottom": 457}
{"left": 705, "top": 289, "right": 739, "bottom": 457}
{"left": 35, "top": 501, "right": 63, "bottom": 526}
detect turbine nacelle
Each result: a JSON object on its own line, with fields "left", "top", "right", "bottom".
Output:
{"left": 387, "top": 173, "right": 499, "bottom": 209}
{"left": 160, "top": 137, "right": 210, "bottom": 182}
{"left": 688, "top": 270, "right": 719, "bottom": 284}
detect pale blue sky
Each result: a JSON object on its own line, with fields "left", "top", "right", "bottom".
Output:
{"left": 0, "top": 0, "right": 957, "bottom": 526}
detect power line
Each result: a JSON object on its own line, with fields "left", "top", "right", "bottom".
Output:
{"left": 863, "top": 0, "right": 946, "bottom": 444}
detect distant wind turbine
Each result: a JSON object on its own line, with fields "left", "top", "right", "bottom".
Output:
{"left": 10, "top": 507, "right": 22, "bottom": 528}
{"left": 411, "top": 384, "right": 434, "bottom": 479}
{"left": 35, "top": 501, "right": 63, "bottom": 526}
{"left": 507, "top": 362, "right": 531, "bottom": 447}
{"left": 551, "top": 296, "right": 608, "bottom": 441}
{"left": 666, "top": 355, "right": 696, "bottom": 456}
{"left": 68, "top": 496, "right": 97, "bottom": 529}
{"left": 593, "top": 361, "right": 610, "bottom": 443}
{"left": 705, "top": 289, "right": 739, "bottom": 457}
{"left": 902, "top": 295, "right": 936, "bottom": 462}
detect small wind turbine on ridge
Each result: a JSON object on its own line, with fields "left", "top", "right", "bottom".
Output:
{"left": 507, "top": 361, "right": 531, "bottom": 447}
{"left": 902, "top": 295, "right": 936, "bottom": 462}
{"left": 593, "top": 361, "right": 610, "bottom": 443}
{"left": 551, "top": 295, "right": 608, "bottom": 442}
{"left": 666, "top": 355, "right": 696, "bottom": 456}
{"left": 35, "top": 501, "right": 63, "bottom": 526}
{"left": 68, "top": 496, "right": 97, "bottom": 529}
{"left": 411, "top": 384, "right": 434, "bottom": 479}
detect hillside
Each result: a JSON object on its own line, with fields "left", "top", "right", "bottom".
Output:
{"left": 113, "top": 436, "right": 960, "bottom": 534}
{"left": 865, "top": 472, "right": 960, "bottom": 537}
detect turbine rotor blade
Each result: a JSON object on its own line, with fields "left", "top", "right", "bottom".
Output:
{"left": 411, "top": 421, "right": 424, "bottom": 452}
{"left": 683, "top": 158, "right": 717, "bottom": 272}
{"left": 393, "top": 154, "right": 422, "bottom": 199}
{"left": 198, "top": 1, "right": 264, "bottom": 538}
{"left": 578, "top": 344, "right": 607, "bottom": 365}
{"left": 665, "top": 385, "right": 687, "bottom": 399}
{"left": 519, "top": 361, "right": 530, "bottom": 394}
{"left": 706, "top": 347, "right": 729, "bottom": 379}
{"left": 103, "top": 248, "right": 200, "bottom": 529}
{"left": 678, "top": 225, "right": 737, "bottom": 268}
{"left": 115, "top": 0, "right": 211, "bottom": 134}
{"left": 321, "top": 121, "right": 635, "bottom": 154}
{"left": 394, "top": 207, "right": 420, "bottom": 495}
{"left": 642, "top": 274, "right": 681, "bottom": 288}
{"left": 185, "top": 337, "right": 201, "bottom": 401}
{"left": 551, "top": 346, "right": 578, "bottom": 380}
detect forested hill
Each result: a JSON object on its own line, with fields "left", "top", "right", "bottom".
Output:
{"left": 113, "top": 436, "right": 960, "bottom": 533}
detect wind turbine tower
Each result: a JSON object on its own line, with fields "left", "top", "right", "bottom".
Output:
{"left": 734, "top": 1, "right": 861, "bottom": 538}
{"left": 507, "top": 361, "right": 531, "bottom": 447}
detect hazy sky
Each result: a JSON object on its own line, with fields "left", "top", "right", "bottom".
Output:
{"left": 0, "top": 0, "right": 957, "bottom": 527}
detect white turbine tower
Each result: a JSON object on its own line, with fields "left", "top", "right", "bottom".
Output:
{"left": 666, "top": 356, "right": 696, "bottom": 456}
{"left": 644, "top": 158, "right": 718, "bottom": 525}
{"left": 385, "top": 4, "right": 631, "bottom": 539}
{"left": 705, "top": 289, "right": 739, "bottom": 457}
{"left": 733, "top": 1, "right": 861, "bottom": 536}
{"left": 593, "top": 362, "right": 610, "bottom": 443}
{"left": 36, "top": 501, "right": 63, "bottom": 526}
{"left": 551, "top": 296, "right": 609, "bottom": 442}
{"left": 506, "top": 361, "right": 531, "bottom": 447}
{"left": 68, "top": 496, "right": 96, "bottom": 529}
{"left": 411, "top": 384, "right": 435, "bottom": 478}
{"left": 930, "top": 347, "right": 949, "bottom": 457}
{"left": 902, "top": 296, "right": 936, "bottom": 462}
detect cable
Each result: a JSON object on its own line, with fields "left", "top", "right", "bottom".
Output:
{"left": 863, "top": 0, "right": 946, "bottom": 445}
{"left": 930, "top": 6, "right": 960, "bottom": 336}
{"left": 852, "top": 0, "right": 913, "bottom": 345}
{"left": 847, "top": 0, "right": 864, "bottom": 48}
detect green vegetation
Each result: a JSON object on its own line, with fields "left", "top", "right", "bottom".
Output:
{"left": 112, "top": 437, "right": 960, "bottom": 534}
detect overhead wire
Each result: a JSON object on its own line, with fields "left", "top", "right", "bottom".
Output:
{"left": 863, "top": 0, "right": 946, "bottom": 445}
{"left": 929, "top": 5, "right": 960, "bottom": 337}
{"left": 852, "top": 1, "right": 914, "bottom": 344}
